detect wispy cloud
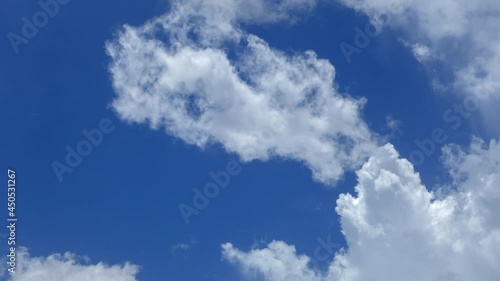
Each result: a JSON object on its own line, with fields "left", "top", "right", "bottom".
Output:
{"left": 171, "top": 235, "right": 198, "bottom": 255}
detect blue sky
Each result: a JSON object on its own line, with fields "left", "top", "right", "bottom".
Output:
{"left": 1, "top": 1, "right": 499, "bottom": 281}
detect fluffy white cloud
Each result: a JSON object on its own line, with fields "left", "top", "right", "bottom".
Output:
{"left": 223, "top": 241, "right": 324, "bottom": 281}
{"left": 336, "top": 0, "right": 500, "bottom": 99}
{"left": 106, "top": 0, "right": 377, "bottom": 184}
{"left": 105, "top": 1, "right": 500, "bottom": 279}
{"left": 3, "top": 247, "right": 140, "bottom": 281}
{"left": 223, "top": 139, "right": 500, "bottom": 281}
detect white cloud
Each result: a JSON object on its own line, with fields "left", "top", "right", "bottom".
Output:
{"left": 3, "top": 247, "right": 140, "bottom": 281}
{"left": 105, "top": 2, "right": 500, "bottom": 279}
{"left": 106, "top": 0, "right": 377, "bottom": 184}
{"left": 222, "top": 241, "right": 324, "bottom": 281}
{"left": 172, "top": 243, "right": 190, "bottom": 251}
{"left": 385, "top": 115, "right": 401, "bottom": 132}
{"left": 336, "top": 0, "right": 500, "bottom": 99}
{"left": 171, "top": 235, "right": 198, "bottom": 255}
{"left": 409, "top": 43, "right": 432, "bottom": 62}
{"left": 222, "top": 139, "right": 500, "bottom": 281}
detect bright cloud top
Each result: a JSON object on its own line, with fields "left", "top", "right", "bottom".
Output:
{"left": 337, "top": 0, "right": 500, "bottom": 98}
{"left": 3, "top": 248, "right": 140, "bottom": 281}
{"left": 106, "top": 0, "right": 377, "bottom": 184}
{"left": 223, "top": 140, "right": 500, "bottom": 281}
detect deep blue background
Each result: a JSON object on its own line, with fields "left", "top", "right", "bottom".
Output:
{"left": 0, "top": 1, "right": 484, "bottom": 280}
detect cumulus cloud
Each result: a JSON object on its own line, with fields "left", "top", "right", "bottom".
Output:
{"left": 336, "top": 0, "right": 500, "bottom": 99}
{"left": 3, "top": 247, "right": 140, "bottom": 281}
{"left": 222, "top": 139, "right": 500, "bottom": 281}
{"left": 105, "top": 1, "right": 500, "bottom": 279}
{"left": 106, "top": 0, "right": 377, "bottom": 184}
{"left": 222, "top": 241, "right": 323, "bottom": 281}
